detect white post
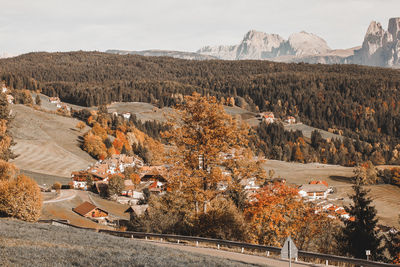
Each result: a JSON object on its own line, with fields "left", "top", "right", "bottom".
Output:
{"left": 325, "top": 260, "right": 328, "bottom": 266}
{"left": 196, "top": 241, "right": 199, "bottom": 247}
{"left": 266, "top": 251, "right": 270, "bottom": 257}
{"left": 145, "top": 236, "right": 148, "bottom": 240}
{"left": 241, "top": 247, "right": 244, "bottom": 253}
{"left": 217, "top": 244, "right": 220, "bottom": 250}
{"left": 177, "top": 240, "right": 180, "bottom": 244}
{"left": 160, "top": 238, "right": 163, "bottom": 242}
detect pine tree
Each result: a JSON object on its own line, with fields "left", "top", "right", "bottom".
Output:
{"left": 338, "top": 182, "right": 383, "bottom": 260}
{"left": 35, "top": 94, "right": 41, "bottom": 106}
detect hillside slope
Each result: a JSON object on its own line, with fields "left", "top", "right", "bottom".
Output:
{"left": 9, "top": 105, "right": 95, "bottom": 177}
{"left": 0, "top": 218, "right": 255, "bottom": 266}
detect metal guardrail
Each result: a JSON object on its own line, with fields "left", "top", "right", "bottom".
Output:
{"left": 43, "top": 219, "right": 397, "bottom": 267}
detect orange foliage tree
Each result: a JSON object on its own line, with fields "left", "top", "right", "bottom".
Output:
{"left": 83, "top": 131, "right": 107, "bottom": 160}
{"left": 0, "top": 174, "right": 42, "bottom": 222}
{"left": 244, "top": 182, "right": 331, "bottom": 249}
{"left": 163, "top": 92, "right": 249, "bottom": 204}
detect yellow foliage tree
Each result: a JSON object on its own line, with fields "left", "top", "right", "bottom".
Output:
{"left": 0, "top": 174, "right": 42, "bottom": 222}
{"left": 163, "top": 92, "right": 249, "bottom": 204}
{"left": 83, "top": 131, "right": 107, "bottom": 160}
{"left": 244, "top": 182, "right": 330, "bottom": 249}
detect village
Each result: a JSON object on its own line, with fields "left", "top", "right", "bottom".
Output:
{"left": 66, "top": 150, "right": 355, "bottom": 227}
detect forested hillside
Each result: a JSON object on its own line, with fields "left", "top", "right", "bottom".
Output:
{"left": 1, "top": 51, "right": 400, "bottom": 166}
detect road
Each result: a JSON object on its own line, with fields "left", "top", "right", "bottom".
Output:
{"left": 142, "top": 240, "right": 330, "bottom": 267}
{"left": 43, "top": 190, "right": 77, "bottom": 204}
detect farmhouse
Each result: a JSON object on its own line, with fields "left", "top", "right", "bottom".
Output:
{"left": 6, "top": 95, "right": 14, "bottom": 104}
{"left": 121, "top": 179, "right": 135, "bottom": 197}
{"left": 261, "top": 112, "right": 275, "bottom": 124}
{"left": 73, "top": 201, "right": 108, "bottom": 219}
{"left": 124, "top": 205, "right": 147, "bottom": 221}
{"left": 49, "top": 97, "right": 61, "bottom": 104}
{"left": 122, "top": 112, "right": 131, "bottom": 120}
{"left": 285, "top": 116, "right": 296, "bottom": 124}
{"left": 298, "top": 184, "right": 330, "bottom": 200}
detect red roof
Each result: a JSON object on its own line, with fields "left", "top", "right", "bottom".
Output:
{"left": 310, "top": 180, "right": 328, "bottom": 187}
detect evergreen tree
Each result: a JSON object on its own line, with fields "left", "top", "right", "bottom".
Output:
{"left": 35, "top": 94, "right": 41, "bottom": 106}
{"left": 337, "top": 182, "right": 383, "bottom": 260}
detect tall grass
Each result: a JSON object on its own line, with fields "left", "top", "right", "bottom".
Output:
{"left": 0, "top": 218, "right": 257, "bottom": 266}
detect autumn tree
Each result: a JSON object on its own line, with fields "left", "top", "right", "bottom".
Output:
{"left": 244, "top": 182, "right": 327, "bottom": 249}
{"left": 76, "top": 121, "right": 85, "bottom": 132}
{"left": 53, "top": 182, "right": 61, "bottom": 193}
{"left": 224, "top": 148, "right": 267, "bottom": 211}
{"left": 194, "top": 196, "right": 248, "bottom": 241}
{"left": 108, "top": 174, "right": 124, "bottom": 196}
{"left": 124, "top": 166, "right": 140, "bottom": 185}
{"left": 0, "top": 174, "right": 42, "bottom": 222}
{"left": 0, "top": 94, "right": 15, "bottom": 161}
{"left": 83, "top": 131, "right": 107, "bottom": 160}
{"left": 337, "top": 182, "right": 384, "bottom": 260}
{"left": 353, "top": 161, "right": 378, "bottom": 185}
{"left": 163, "top": 92, "right": 249, "bottom": 205}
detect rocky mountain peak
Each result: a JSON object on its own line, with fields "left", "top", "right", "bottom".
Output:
{"left": 287, "top": 31, "right": 331, "bottom": 56}
{"left": 388, "top": 17, "right": 400, "bottom": 40}
{"left": 365, "top": 21, "right": 384, "bottom": 37}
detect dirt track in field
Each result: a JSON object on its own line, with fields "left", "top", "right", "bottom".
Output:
{"left": 9, "top": 105, "right": 95, "bottom": 177}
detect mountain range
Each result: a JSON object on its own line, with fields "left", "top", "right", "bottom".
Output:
{"left": 107, "top": 17, "right": 400, "bottom": 68}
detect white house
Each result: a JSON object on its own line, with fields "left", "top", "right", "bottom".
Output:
{"left": 298, "top": 184, "right": 329, "bottom": 200}
{"left": 2, "top": 86, "right": 8, "bottom": 93}
{"left": 285, "top": 116, "right": 296, "bottom": 124}
{"left": 72, "top": 180, "right": 87, "bottom": 190}
{"left": 6, "top": 95, "right": 14, "bottom": 104}
{"left": 122, "top": 112, "right": 131, "bottom": 120}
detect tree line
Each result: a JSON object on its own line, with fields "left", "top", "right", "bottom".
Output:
{"left": 1, "top": 51, "right": 400, "bottom": 165}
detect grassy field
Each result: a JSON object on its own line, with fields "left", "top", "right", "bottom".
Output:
{"left": 21, "top": 169, "right": 71, "bottom": 186}
{"left": 10, "top": 104, "right": 95, "bottom": 177}
{"left": 0, "top": 218, "right": 259, "bottom": 267}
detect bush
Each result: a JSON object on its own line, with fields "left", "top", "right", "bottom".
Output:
{"left": 0, "top": 174, "right": 42, "bottom": 222}
{"left": 53, "top": 182, "right": 61, "bottom": 192}
{"left": 195, "top": 197, "right": 249, "bottom": 241}
{"left": 107, "top": 175, "right": 124, "bottom": 196}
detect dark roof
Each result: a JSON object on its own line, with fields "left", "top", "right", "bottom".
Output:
{"left": 73, "top": 201, "right": 97, "bottom": 216}
{"left": 141, "top": 174, "right": 167, "bottom": 183}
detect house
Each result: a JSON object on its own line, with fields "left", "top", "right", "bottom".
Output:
{"left": 73, "top": 201, "right": 108, "bottom": 219}
{"left": 122, "top": 112, "right": 131, "bottom": 120}
{"left": 285, "top": 116, "right": 296, "bottom": 124}
{"left": 121, "top": 179, "right": 135, "bottom": 197}
{"left": 262, "top": 112, "right": 275, "bottom": 124}
{"left": 240, "top": 178, "right": 260, "bottom": 193}
{"left": 49, "top": 97, "right": 60, "bottom": 104}
{"left": 2, "top": 86, "right": 8, "bottom": 93}
{"left": 6, "top": 95, "right": 14, "bottom": 104}
{"left": 124, "top": 205, "right": 148, "bottom": 221}
{"left": 309, "top": 180, "right": 329, "bottom": 187}
{"left": 298, "top": 184, "right": 330, "bottom": 200}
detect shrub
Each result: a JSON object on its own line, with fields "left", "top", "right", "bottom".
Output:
{"left": 0, "top": 174, "right": 42, "bottom": 222}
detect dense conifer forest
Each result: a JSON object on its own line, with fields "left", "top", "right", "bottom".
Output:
{"left": 2, "top": 51, "right": 400, "bottom": 166}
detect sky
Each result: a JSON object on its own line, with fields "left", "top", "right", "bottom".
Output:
{"left": 1, "top": 0, "right": 400, "bottom": 55}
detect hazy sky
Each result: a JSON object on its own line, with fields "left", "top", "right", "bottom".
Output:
{"left": 1, "top": 0, "right": 399, "bottom": 55}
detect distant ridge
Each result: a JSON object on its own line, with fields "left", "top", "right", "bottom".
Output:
{"left": 106, "top": 17, "right": 400, "bottom": 68}
{"left": 106, "top": 49, "right": 217, "bottom": 60}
